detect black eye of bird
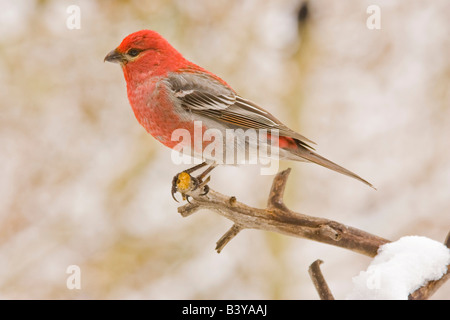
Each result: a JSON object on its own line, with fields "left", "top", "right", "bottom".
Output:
{"left": 127, "top": 48, "right": 140, "bottom": 57}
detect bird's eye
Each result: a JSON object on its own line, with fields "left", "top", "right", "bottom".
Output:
{"left": 127, "top": 48, "right": 141, "bottom": 57}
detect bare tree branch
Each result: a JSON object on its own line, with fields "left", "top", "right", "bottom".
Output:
{"left": 308, "top": 260, "right": 335, "bottom": 300}
{"left": 216, "top": 224, "right": 242, "bottom": 253}
{"left": 174, "top": 168, "right": 449, "bottom": 299}
{"left": 177, "top": 168, "right": 389, "bottom": 256}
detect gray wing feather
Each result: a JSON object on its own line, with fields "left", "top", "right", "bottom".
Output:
{"left": 166, "top": 72, "right": 316, "bottom": 147}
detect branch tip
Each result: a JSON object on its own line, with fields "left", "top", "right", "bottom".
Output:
{"left": 308, "top": 259, "right": 334, "bottom": 300}
{"left": 177, "top": 202, "right": 200, "bottom": 217}
{"left": 215, "top": 224, "right": 243, "bottom": 253}
{"left": 319, "top": 224, "right": 342, "bottom": 241}
{"left": 267, "top": 168, "right": 292, "bottom": 209}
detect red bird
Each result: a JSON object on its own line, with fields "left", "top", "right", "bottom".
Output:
{"left": 105, "top": 30, "right": 374, "bottom": 198}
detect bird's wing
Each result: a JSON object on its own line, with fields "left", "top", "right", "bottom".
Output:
{"left": 166, "top": 71, "right": 316, "bottom": 148}
{"left": 166, "top": 72, "right": 375, "bottom": 188}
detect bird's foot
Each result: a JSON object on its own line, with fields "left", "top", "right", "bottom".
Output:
{"left": 171, "top": 162, "right": 215, "bottom": 202}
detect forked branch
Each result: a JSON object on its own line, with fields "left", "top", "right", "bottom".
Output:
{"left": 174, "top": 168, "right": 449, "bottom": 299}
{"left": 177, "top": 168, "right": 389, "bottom": 256}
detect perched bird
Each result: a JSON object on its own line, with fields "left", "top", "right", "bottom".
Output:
{"left": 105, "top": 30, "right": 374, "bottom": 197}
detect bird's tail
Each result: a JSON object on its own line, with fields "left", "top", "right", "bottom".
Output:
{"left": 285, "top": 143, "right": 375, "bottom": 189}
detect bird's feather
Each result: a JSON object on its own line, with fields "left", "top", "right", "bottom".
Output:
{"left": 166, "top": 72, "right": 316, "bottom": 149}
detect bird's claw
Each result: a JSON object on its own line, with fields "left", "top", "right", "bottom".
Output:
{"left": 200, "top": 184, "right": 209, "bottom": 196}
{"left": 171, "top": 175, "right": 180, "bottom": 202}
{"left": 171, "top": 170, "right": 211, "bottom": 202}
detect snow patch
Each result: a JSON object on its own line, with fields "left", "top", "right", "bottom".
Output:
{"left": 347, "top": 236, "right": 450, "bottom": 300}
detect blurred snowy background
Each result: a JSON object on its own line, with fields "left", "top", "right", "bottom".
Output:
{"left": 0, "top": 0, "right": 449, "bottom": 299}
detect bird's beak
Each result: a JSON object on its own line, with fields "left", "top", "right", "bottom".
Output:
{"left": 104, "top": 48, "right": 124, "bottom": 64}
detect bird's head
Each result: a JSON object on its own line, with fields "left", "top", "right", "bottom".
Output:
{"left": 104, "top": 30, "right": 186, "bottom": 77}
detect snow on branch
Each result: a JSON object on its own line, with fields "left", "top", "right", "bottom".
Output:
{"left": 348, "top": 235, "right": 450, "bottom": 300}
